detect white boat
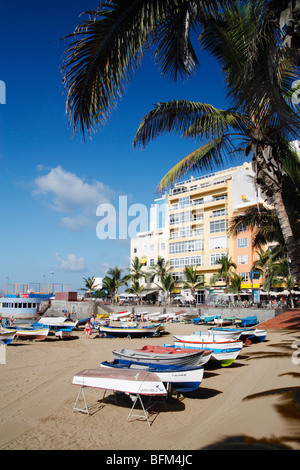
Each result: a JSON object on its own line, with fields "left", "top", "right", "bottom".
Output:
{"left": 0, "top": 327, "right": 16, "bottom": 344}
{"left": 99, "top": 324, "right": 160, "bottom": 338}
{"left": 214, "top": 317, "right": 236, "bottom": 326}
{"left": 0, "top": 295, "right": 50, "bottom": 321}
{"left": 206, "top": 328, "right": 242, "bottom": 340}
{"left": 8, "top": 325, "right": 50, "bottom": 341}
{"left": 112, "top": 345, "right": 212, "bottom": 367}
{"left": 101, "top": 360, "right": 205, "bottom": 393}
{"left": 37, "top": 316, "right": 78, "bottom": 329}
{"left": 173, "top": 334, "right": 243, "bottom": 367}
{"left": 108, "top": 311, "right": 131, "bottom": 321}
{"left": 72, "top": 367, "right": 167, "bottom": 396}
{"left": 54, "top": 327, "right": 72, "bottom": 339}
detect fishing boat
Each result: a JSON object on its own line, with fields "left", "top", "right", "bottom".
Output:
{"left": 236, "top": 316, "right": 258, "bottom": 327}
{"left": 251, "top": 329, "right": 267, "bottom": 342}
{"left": 101, "top": 359, "right": 205, "bottom": 393}
{"left": 7, "top": 325, "right": 50, "bottom": 341}
{"left": 0, "top": 327, "right": 16, "bottom": 344}
{"left": 173, "top": 334, "right": 243, "bottom": 367}
{"left": 207, "top": 327, "right": 243, "bottom": 340}
{"left": 54, "top": 327, "right": 73, "bottom": 339}
{"left": 99, "top": 324, "right": 160, "bottom": 338}
{"left": 192, "top": 314, "right": 222, "bottom": 325}
{"left": 214, "top": 316, "right": 236, "bottom": 326}
{"left": 108, "top": 311, "right": 131, "bottom": 321}
{"left": 72, "top": 367, "right": 167, "bottom": 396}
{"left": 35, "top": 316, "right": 78, "bottom": 329}
{"left": 112, "top": 345, "right": 212, "bottom": 367}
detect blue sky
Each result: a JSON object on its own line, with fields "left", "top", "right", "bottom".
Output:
{"left": 0, "top": 0, "right": 236, "bottom": 293}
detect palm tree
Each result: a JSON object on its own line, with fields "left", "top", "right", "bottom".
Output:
{"left": 100, "top": 275, "right": 118, "bottom": 301}
{"left": 210, "top": 255, "right": 237, "bottom": 288}
{"left": 106, "top": 266, "right": 129, "bottom": 302}
{"left": 181, "top": 265, "right": 205, "bottom": 301}
{"left": 81, "top": 276, "right": 96, "bottom": 296}
{"left": 126, "top": 280, "right": 145, "bottom": 305}
{"left": 156, "top": 273, "right": 175, "bottom": 305}
{"left": 61, "top": 0, "right": 229, "bottom": 137}
{"left": 133, "top": 2, "right": 300, "bottom": 285}
{"left": 271, "top": 257, "right": 296, "bottom": 307}
{"left": 227, "top": 272, "right": 243, "bottom": 300}
{"left": 128, "top": 256, "right": 146, "bottom": 283}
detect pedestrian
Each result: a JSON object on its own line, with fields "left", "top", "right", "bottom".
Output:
{"left": 91, "top": 311, "right": 96, "bottom": 332}
{"left": 85, "top": 320, "right": 92, "bottom": 338}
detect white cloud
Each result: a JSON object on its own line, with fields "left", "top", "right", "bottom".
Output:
{"left": 33, "top": 166, "right": 115, "bottom": 231}
{"left": 55, "top": 253, "right": 86, "bottom": 272}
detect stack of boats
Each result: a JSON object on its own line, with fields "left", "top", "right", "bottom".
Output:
{"left": 72, "top": 322, "right": 267, "bottom": 406}
{"left": 1, "top": 316, "right": 79, "bottom": 342}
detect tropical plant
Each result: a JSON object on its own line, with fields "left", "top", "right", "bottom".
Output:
{"left": 81, "top": 276, "right": 96, "bottom": 293}
{"left": 149, "top": 256, "right": 170, "bottom": 281}
{"left": 128, "top": 256, "right": 146, "bottom": 283}
{"left": 181, "top": 265, "right": 205, "bottom": 301}
{"left": 209, "top": 255, "right": 237, "bottom": 288}
{"left": 156, "top": 273, "right": 175, "bottom": 305}
{"left": 125, "top": 280, "right": 145, "bottom": 305}
{"left": 133, "top": 2, "right": 300, "bottom": 285}
{"left": 106, "top": 266, "right": 129, "bottom": 301}
{"left": 270, "top": 257, "right": 296, "bottom": 307}
{"left": 227, "top": 272, "right": 243, "bottom": 299}
{"left": 61, "top": 0, "right": 230, "bottom": 137}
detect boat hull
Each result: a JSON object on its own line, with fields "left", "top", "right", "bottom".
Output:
{"left": 101, "top": 360, "right": 204, "bottom": 393}
{"left": 72, "top": 367, "right": 167, "bottom": 396}
{"left": 112, "top": 346, "right": 212, "bottom": 367}
{"left": 14, "top": 327, "right": 50, "bottom": 341}
{"left": 173, "top": 335, "right": 243, "bottom": 367}
{"left": 99, "top": 325, "right": 159, "bottom": 338}
{"left": 0, "top": 327, "right": 16, "bottom": 344}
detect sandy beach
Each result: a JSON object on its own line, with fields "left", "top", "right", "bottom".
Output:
{"left": 0, "top": 318, "right": 300, "bottom": 450}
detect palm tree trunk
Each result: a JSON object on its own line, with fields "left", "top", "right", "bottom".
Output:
{"left": 272, "top": 188, "right": 300, "bottom": 286}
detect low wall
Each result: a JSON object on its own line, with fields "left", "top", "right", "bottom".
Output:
{"left": 45, "top": 300, "right": 288, "bottom": 324}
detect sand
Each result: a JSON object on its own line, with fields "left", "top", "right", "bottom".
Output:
{"left": 0, "top": 320, "right": 300, "bottom": 450}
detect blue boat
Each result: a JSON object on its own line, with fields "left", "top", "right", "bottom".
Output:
{"left": 237, "top": 316, "right": 258, "bottom": 327}
{"left": 101, "top": 359, "right": 205, "bottom": 393}
{"left": 192, "top": 314, "right": 221, "bottom": 325}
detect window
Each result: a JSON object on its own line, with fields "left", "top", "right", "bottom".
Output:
{"left": 210, "top": 253, "right": 226, "bottom": 265}
{"left": 179, "top": 196, "right": 190, "bottom": 208}
{"left": 170, "top": 256, "right": 202, "bottom": 268}
{"left": 210, "top": 219, "right": 226, "bottom": 233}
{"left": 239, "top": 272, "right": 249, "bottom": 281}
{"left": 169, "top": 239, "right": 203, "bottom": 254}
{"left": 150, "top": 259, "right": 154, "bottom": 266}
{"left": 209, "top": 236, "right": 228, "bottom": 250}
{"left": 133, "top": 248, "right": 137, "bottom": 253}
{"left": 238, "top": 238, "right": 247, "bottom": 248}
{"left": 211, "top": 209, "right": 226, "bottom": 218}
{"left": 238, "top": 255, "right": 248, "bottom": 264}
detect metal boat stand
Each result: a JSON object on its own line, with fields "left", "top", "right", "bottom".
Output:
{"left": 127, "top": 393, "right": 167, "bottom": 427}
{"left": 72, "top": 387, "right": 116, "bottom": 415}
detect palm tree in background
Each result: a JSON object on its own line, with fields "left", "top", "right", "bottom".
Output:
{"left": 181, "top": 265, "right": 205, "bottom": 301}
{"left": 126, "top": 280, "right": 145, "bottom": 305}
{"left": 133, "top": 3, "right": 300, "bottom": 284}
{"left": 156, "top": 273, "right": 175, "bottom": 305}
{"left": 106, "top": 266, "right": 129, "bottom": 301}
{"left": 210, "top": 255, "right": 237, "bottom": 288}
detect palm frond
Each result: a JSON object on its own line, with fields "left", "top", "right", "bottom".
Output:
{"left": 157, "top": 135, "right": 235, "bottom": 192}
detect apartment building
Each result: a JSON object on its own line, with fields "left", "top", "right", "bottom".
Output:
{"left": 130, "top": 162, "right": 266, "bottom": 302}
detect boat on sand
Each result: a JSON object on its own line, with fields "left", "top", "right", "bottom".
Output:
{"left": 101, "top": 359, "right": 205, "bottom": 393}
{"left": 112, "top": 345, "right": 212, "bottom": 367}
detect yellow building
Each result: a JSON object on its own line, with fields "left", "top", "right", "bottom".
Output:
{"left": 130, "top": 162, "right": 267, "bottom": 303}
